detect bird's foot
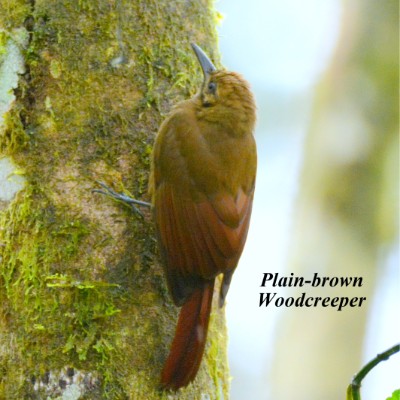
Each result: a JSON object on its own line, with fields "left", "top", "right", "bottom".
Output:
{"left": 92, "top": 181, "right": 151, "bottom": 217}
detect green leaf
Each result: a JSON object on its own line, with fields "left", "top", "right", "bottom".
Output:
{"left": 386, "top": 389, "right": 400, "bottom": 400}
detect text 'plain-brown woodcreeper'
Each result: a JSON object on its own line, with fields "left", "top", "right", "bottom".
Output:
{"left": 149, "top": 43, "right": 257, "bottom": 390}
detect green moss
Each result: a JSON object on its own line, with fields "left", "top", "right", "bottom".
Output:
{"left": 1, "top": 0, "right": 228, "bottom": 398}
{"left": 0, "top": 106, "right": 28, "bottom": 154}
{"left": 205, "top": 299, "right": 230, "bottom": 399}
{"left": 0, "top": 186, "right": 124, "bottom": 396}
{"left": 0, "top": 1, "right": 31, "bottom": 29}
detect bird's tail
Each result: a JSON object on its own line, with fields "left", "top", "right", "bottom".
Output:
{"left": 160, "top": 281, "right": 215, "bottom": 390}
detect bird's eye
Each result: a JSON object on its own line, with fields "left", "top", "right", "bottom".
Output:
{"left": 208, "top": 81, "right": 217, "bottom": 93}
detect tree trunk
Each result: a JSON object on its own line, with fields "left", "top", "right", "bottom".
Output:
{"left": 0, "top": 1, "right": 229, "bottom": 398}
{"left": 270, "top": 1, "right": 398, "bottom": 399}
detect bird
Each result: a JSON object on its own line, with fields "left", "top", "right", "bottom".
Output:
{"left": 93, "top": 43, "right": 257, "bottom": 391}
{"left": 149, "top": 43, "right": 257, "bottom": 390}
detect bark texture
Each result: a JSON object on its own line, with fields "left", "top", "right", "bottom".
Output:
{"left": 0, "top": 1, "right": 229, "bottom": 398}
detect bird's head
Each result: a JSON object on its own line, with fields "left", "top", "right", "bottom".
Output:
{"left": 191, "top": 43, "right": 256, "bottom": 131}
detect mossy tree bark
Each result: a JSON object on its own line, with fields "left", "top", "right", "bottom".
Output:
{"left": 0, "top": 1, "right": 229, "bottom": 399}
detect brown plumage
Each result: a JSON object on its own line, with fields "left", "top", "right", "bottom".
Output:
{"left": 149, "top": 44, "right": 257, "bottom": 390}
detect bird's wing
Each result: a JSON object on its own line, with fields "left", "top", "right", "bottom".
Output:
{"left": 154, "top": 182, "right": 254, "bottom": 305}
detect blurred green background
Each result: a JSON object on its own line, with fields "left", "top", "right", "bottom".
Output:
{"left": 216, "top": 1, "right": 399, "bottom": 399}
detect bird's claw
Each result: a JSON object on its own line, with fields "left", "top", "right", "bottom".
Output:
{"left": 92, "top": 181, "right": 150, "bottom": 217}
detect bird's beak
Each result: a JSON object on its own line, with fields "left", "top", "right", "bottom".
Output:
{"left": 191, "top": 43, "right": 216, "bottom": 80}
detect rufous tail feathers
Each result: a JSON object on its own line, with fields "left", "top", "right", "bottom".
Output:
{"left": 160, "top": 281, "right": 215, "bottom": 390}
